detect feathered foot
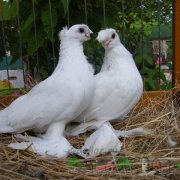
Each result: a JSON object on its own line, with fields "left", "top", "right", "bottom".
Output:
{"left": 81, "top": 123, "right": 122, "bottom": 157}
{"left": 9, "top": 134, "right": 73, "bottom": 158}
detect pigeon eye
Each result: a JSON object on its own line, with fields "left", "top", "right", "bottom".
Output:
{"left": 111, "top": 33, "right": 115, "bottom": 39}
{"left": 79, "top": 28, "right": 84, "bottom": 33}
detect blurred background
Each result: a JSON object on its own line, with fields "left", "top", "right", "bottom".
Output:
{"left": 0, "top": 0, "right": 173, "bottom": 92}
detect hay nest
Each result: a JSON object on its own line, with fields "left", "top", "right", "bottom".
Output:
{"left": 0, "top": 89, "right": 180, "bottom": 179}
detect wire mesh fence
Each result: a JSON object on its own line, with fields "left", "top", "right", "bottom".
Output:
{"left": 0, "top": 0, "right": 173, "bottom": 92}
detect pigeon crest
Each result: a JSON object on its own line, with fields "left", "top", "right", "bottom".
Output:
{"left": 59, "top": 26, "right": 68, "bottom": 37}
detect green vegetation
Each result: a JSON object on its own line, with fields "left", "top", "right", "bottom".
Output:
{"left": 116, "top": 156, "right": 132, "bottom": 170}
{"left": 0, "top": 0, "right": 173, "bottom": 90}
{"left": 67, "top": 156, "right": 82, "bottom": 168}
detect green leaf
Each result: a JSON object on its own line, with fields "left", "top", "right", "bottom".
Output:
{"left": 39, "top": 66, "right": 49, "bottom": 79}
{"left": 27, "top": 28, "right": 45, "bottom": 55}
{"left": 145, "top": 79, "right": 157, "bottom": 90}
{"left": 8, "top": 0, "right": 18, "bottom": 19}
{"left": 145, "top": 55, "right": 154, "bottom": 66}
{"left": 0, "top": 89, "right": 18, "bottom": 96}
{"left": 161, "top": 83, "right": 172, "bottom": 90}
{"left": 160, "top": 71, "right": 167, "bottom": 82}
{"left": 21, "top": 13, "right": 33, "bottom": 31}
{"left": 116, "top": 156, "right": 132, "bottom": 170}
{"left": 41, "top": 10, "right": 50, "bottom": 27}
{"left": 0, "top": 0, "right": 21, "bottom": 20}
{"left": 176, "top": 162, "right": 180, "bottom": 169}
{"left": 21, "top": 26, "right": 31, "bottom": 41}
{"left": 67, "top": 156, "right": 82, "bottom": 168}
{"left": 41, "top": 8, "right": 57, "bottom": 41}
{"left": 135, "top": 55, "right": 143, "bottom": 65}
{"left": 0, "top": 2, "right": 12, "bottom": 20}
{"left": 167, "top": 62, "right": 173, "bottom": 70}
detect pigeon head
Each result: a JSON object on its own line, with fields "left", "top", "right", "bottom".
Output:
{"left": 60, "top": 24, "right": 93, "bottom": 42}
{"left": 96, "top": 28, "right": 120, "bottom": 49}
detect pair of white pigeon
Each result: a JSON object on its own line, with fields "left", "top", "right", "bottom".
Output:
{"left": 0, "top": 24, "right": 149, "bottom": 158}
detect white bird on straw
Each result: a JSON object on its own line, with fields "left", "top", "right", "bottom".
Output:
{"left": 0, "top": 24, "right": 94, "bottom": 158}
{"left": 66, "top": 29, "right": 151, "bottom": 156}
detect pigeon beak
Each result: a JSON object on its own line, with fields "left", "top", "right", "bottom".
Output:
{"left": 103, "top": 40, "right": 111, "bottom": 49}
{"left": 89, "top": 30, "right": 93, "bottom": 34}
{"left": 85, "top": 29, "right": 93, "bottom": 40}
{"left": 85, "top": 33, "right": 91, "bottom": 39}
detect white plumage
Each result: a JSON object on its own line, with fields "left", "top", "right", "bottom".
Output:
{"left": 9, "top": 124, "right": 86, "bottom": 158}
{"left": 65, "top": 28, "right": 150, "bottom": 157}
{"left": 66, "top": 28, "right": 143, "bottom": 136}
{"left": 82, "top": 123, "right": 122, "bottom": 157}
{"left": 0, "top": 24, "right": 94, "bottom": 157}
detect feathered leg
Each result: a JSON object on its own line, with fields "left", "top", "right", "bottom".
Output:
{"left": 9, "top": 122, "right": 71, "bottom": 158}
{"left": 9, "top": 122, "right": 89, "bottom": 158}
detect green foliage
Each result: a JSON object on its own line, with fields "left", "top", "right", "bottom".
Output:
{"left": 0, "top": 0, "right": 173, "bottom": 90}
{"left": 0, "top": 0, "right": 18, "bottom": 20}
{"left": 115, "top": 0, "right": 173, "bottom": 91}
{"left": 135, "top": 46, "right": 172, "bottom": 90}
{"left": 21, "top": 13, "right": 33, "bottom": 31}
{"left": 116, "top": 156, "right": 132, "bottom": 170}
{"left": 85, "top": 38, "right": 104, "bottom": 74}
{"left": 0, "top": 88, "right": 26, "bottom": 96}
{"left": 67, "top": 156, "right": 82, "bottom": 168}
{"left": 41, "top": 6, "right": 57, "bottom": 41}
{"left": 176, "top": 162, "right": 180, "bottom": 169}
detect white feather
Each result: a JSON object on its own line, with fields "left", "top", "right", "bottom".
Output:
{"left": 167, "top": 135, "right": 177, "bottom": 147}
{"left": 82, "top": 123, "right": 122, "bottom": 157}
{"left": 9, "top": 135, "right": 72, "bottom": 158}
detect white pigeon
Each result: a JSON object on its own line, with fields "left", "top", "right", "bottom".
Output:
{"left": 0, "top": 24, "right": 94, "bottom": 157}
{"left": 66, "top": 28, "right": 146, "bottom": 137}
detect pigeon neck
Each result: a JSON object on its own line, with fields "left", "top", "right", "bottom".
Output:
{"left": 53, "top": 38, "right": 85, "bottom": 72}
{"left": 101, "top": 44, "right": 132, "bottom": 71}
{"left": 105, "top": 44, "right": 131, "bottom": 58}
{"left": 60, "top": 37, "right": 83, "bottom": 51}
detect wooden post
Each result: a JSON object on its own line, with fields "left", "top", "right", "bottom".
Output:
{"left": 174, "top": 0, "right": 180, "bottom": 87}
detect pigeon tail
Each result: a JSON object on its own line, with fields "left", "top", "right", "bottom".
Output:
{"left": 115, "top": 127, "right": 154, "bottom": 138}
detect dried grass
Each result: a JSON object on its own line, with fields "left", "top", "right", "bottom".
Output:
{"left": 0, "top": 89, "right": 180, "bottom": 179}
